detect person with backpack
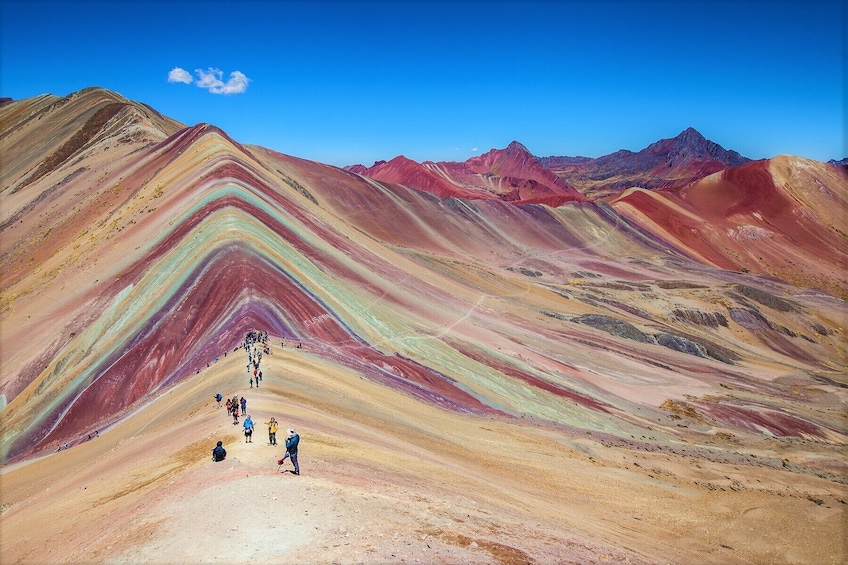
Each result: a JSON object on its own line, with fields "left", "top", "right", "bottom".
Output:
{"left": 278, "top": 428, "right": 300, "bottom": 475}
{"left": 215, "top": 393, "right": 222, "bottom": 408}
{"left": 243, "top": 415, "right": 254, "bottom": 443}
{"left": 212, "top": 440, "right": 226, "bottom": 462}
{"left": 240, "top": 397, "right": 247, "bottom": 415}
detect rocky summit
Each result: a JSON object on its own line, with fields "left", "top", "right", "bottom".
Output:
{"left": 1, "top": 87, "right": 846, "bottom": 564}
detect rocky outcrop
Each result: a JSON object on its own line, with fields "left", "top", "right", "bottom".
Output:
{"left": 671, "top": 309, "right": 728, "bottom": 328}
{"left": 731, "top": 284, "right": 798, "bottom": 313}
{"left": 655, "top": 332, "right": 708, "bottom": 358}
{"left": 571, "top": 314, "right": 653, "bottom": 343}
{"left": 570, "top": 314, "right": 738, "bottom": 364}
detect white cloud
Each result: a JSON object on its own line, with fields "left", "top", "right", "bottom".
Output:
{"left": 194, "top": 67, "right": 250, "bottom": 95}
{"left": 194, "top": 67, "right": 223, "bottom": 89}
{"left": 471, "top": 147, "right": 479, "bottom": 152}
{"left": 218, "top": 71, "right": 250, "bottom": 94}
{"left": 167, "top": 67, "right": 193, "bottom": 84}
{"left": 167, "top": 67, "right": 251, "bottom": 95}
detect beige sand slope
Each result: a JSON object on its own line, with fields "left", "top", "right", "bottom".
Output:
{"left": 3, "top": 345, "right": 844, "bottom": 564}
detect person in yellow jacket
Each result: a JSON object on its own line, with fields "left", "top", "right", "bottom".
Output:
{"left": 266, "top": 417, "right": 279, "bottom": 446}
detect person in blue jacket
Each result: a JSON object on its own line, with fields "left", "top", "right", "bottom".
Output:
{"left": 212, "top": 440, "right": 226, "bottom": 462}
{"left": 278, "top": 428, "right": 300, "bottom": 475}
{"left": 243, "top": 415, "right": 254, "bottom": 443}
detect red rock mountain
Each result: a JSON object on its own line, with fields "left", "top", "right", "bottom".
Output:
{"left": 352, "top": 128, "right": 753, "bottom": 202}
{"left": 347, "top": 141, "right": 588, "bottom": 205}
{"left": 541, "top": 127, "right": 752, "bottom": 197}
{"left": 610, "top": 157, "right": 848, "bottom": 296}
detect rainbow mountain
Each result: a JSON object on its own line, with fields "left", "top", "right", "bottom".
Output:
{"left": 1, "top": 87, "right": 846, "bottom": 563}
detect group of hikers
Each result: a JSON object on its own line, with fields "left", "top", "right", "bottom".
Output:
{"left": 210, "top": 330, "right": 300, "bottom": 475}
{"left": 244, "top": 330, "right": 269, "bottom": 388}
{"left": 55, "top": 429, "right": 99, "bottom": 452}
{"left": 211, "top": 421, "right": 300, "bottom": 475}
{"left": 217, "top": 393, "right": 248, "bottom": 425}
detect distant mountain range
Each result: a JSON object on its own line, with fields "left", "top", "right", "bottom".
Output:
{"left": 349, "top": 127, "right": 755, "bottom": 201}
{"left": 541, "top": 127, "right": 752, "bottom": 197}
{"left": 346, "top": 140, "right": 587, "bottom": 206}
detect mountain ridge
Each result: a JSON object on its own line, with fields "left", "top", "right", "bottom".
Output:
{"left": 346, "top": 140, "right": 588, "bottom": 204}
{"left": 350, "top": 127, "right": 757, "bottom": 201}
{"left": 542, "top": 126, "right": 752, "bottom": 197}
{"left": 1, "top": 86, "right": 846, "bottom": 564}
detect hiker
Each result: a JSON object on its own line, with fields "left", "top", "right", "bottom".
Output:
{"left": 266, "top": 417, "right": 278, "bottom": 445}
{"left": 240, "top": 397, "right": 247, "bottom": 414}
{"left": 250, "top": 377, "right": 253, "bottom": 388}
{"left": 243, "top": 415, "right": 254, "bottom": 443}
{"left": 215, "top": 393, "right": 222, "bottom": 408}
{"left": 212, "top": 440, "right": 226, "bottom": 462}
{"left": 278, "top": 428, "right": 300, "bottom": 475}
{"left": 232, "top": 405, "right": 240, "bottom": 425}
{"left": 226, "top": 398, "right": 233, "bottom": 414}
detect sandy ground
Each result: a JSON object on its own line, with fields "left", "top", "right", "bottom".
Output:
{"left": 1, "top": 346, "right": 845, "bottom": 565}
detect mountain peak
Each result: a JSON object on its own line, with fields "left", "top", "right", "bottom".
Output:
{"left": 645, "top": 127, "right": 749, "bottom": 169}
{"left": 538, "top": 128, "right": 752, "bottom": 197}
{"left": 505, "top": 140, "right": 531, "bottom": 154}
{"left": 677, "top": 127, "right": 706, "bottom": 142}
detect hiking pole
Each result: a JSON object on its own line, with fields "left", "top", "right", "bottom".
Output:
{"left": 276, "top": 452, "right": 289, "bottom": 472}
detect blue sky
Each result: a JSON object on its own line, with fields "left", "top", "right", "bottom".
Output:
{"left": 2, "top": 0, "right": 844, "bottom": 166}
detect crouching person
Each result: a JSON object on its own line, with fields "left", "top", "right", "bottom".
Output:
{"left": 212, "top": 440, "right": 226, "bottom": 462}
